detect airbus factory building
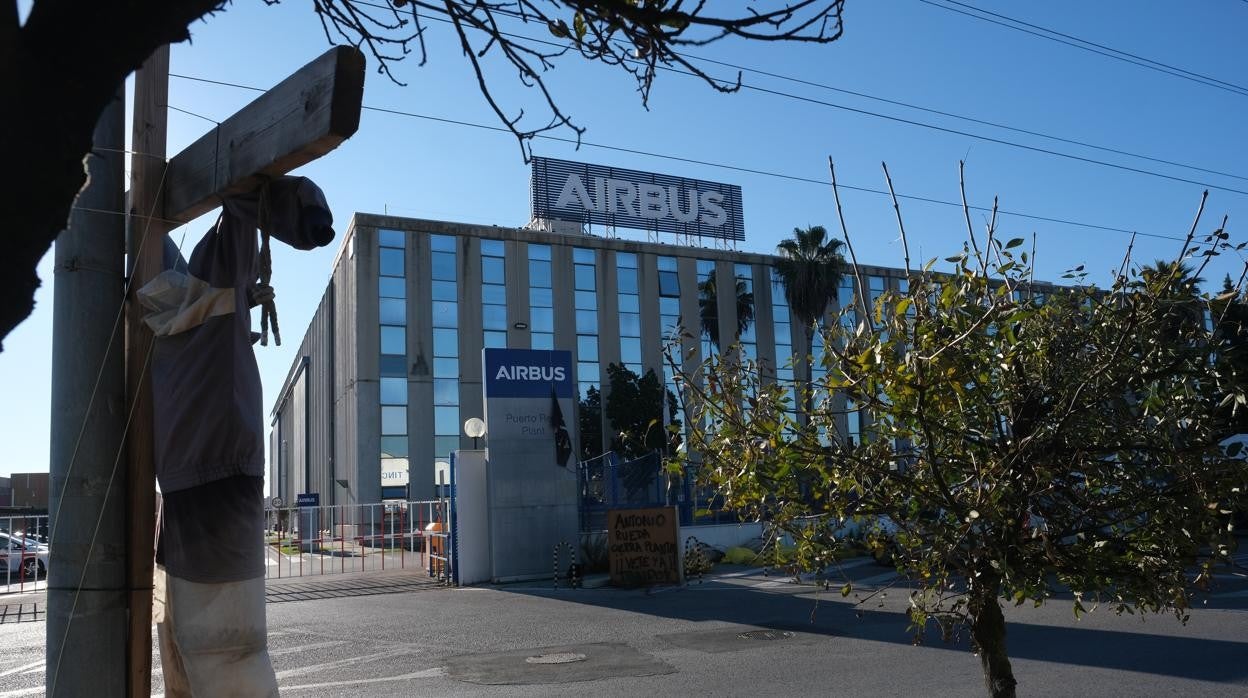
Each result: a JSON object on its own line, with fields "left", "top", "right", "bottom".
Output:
{"left": 267, "top": 158, "right": 967, "bottom": 507}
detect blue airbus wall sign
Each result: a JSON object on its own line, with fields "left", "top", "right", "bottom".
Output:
{"left": 484, "top": 348, "right": 574, "bottom": 399}
{"left": 531, "top": 156, "right": 745, "bottom": 241}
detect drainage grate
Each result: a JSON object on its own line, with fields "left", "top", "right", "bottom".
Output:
{"left": 525, "top": 652, "right": 588, "bottom": 665}
{"left": 737, "top": 629, "right": 795, "bottom": 641}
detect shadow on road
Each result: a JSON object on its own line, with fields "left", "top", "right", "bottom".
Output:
{"left": 498, "top": 575, "right": 1248, "bottom": 684}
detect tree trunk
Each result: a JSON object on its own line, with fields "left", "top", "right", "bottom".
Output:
{"left": 969, "top": 582, "right": 1017, "bottom": 698}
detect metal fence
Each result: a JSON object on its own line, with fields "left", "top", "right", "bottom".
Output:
{"left": 2, "top": 513, "right": 49, "bottom": 594}
{"left": 263, "top": 499, "right": 450, "bottom": 581}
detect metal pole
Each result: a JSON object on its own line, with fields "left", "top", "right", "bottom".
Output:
{"left": 46, "top": 87, "right": 128, "bottom": 697}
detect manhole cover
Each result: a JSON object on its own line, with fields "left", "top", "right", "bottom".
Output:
{"left": 737, "top": 630, "right": 795, "bottom": 641}
{"left": 525, "top": 652, "right": 588, "bottom": 665}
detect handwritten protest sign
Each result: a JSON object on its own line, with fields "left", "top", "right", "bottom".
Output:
{"left": 608, "top": 506, "right": 680, "bottom": 586}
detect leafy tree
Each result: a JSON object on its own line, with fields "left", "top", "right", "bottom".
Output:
{"left": 1, "top": 0, "right": 847, "bottom": 350}
{"left": 578, "top": 385, "right": 603, "bottom": 461}
{"left": 677, "top": 184, "right": 1248, "bottom": 697}
{"left": 1212, "top": 274, "right": 1248, "bottom": 436}
{"left": 604, "top": 363, "right": 679, "bottom": 460}
{"left": 697, "top": 274, "right": 755, "bottom": 351}
{"left": 773, "top": 224, "right": 845, "bottom": 409}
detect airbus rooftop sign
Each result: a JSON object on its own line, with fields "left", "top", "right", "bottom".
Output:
{"left": 531, "top": 156, "right": 745, "bottom": 241}
{"left": 483, "top": 348, "right": 574, "bottom": 399}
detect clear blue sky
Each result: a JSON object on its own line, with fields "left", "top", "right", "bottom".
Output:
{"left": 4, "top": 0, "right": 1246, "bottom": 477}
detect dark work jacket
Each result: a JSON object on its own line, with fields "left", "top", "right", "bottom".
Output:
{"left": 140, "top": 177, "right": 335, "bottom": 494}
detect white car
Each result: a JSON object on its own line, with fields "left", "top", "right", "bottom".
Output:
{"left": 1, "top": 532, "right": 49, "bottom": 580}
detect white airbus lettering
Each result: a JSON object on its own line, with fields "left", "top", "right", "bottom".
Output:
{"left": 553, "top": 172, "right": 729, "bottom": 227}
{"left": 494, "top": 365, "right": 567, "bottom": 381}
{"left": 699, "top": 191, "right": 726, "bottom": 226}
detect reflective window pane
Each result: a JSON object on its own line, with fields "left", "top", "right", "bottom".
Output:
{"left": 530, "top": 307, "right": 554, "bottom": 333}
{"left": 574, "top": 264, "right": 596, "bottom": 291}
{"left": 577, "top": 335, "right": 598, "bottom": 359}
{"left": 382, "top": 406, "right": 407, "bottom": 435}
{"left": 380, "top": 377, "right": 407, "bottom": 405}
{"left": 434, "top": 406, "right": 460, "bottom": 436}
{"left": 869, "top": 276, "right": 886, "bottom": 291}
{"left": 380, "top": 325, "right": 406, "bottom": 354}
{"left": 483, "top": 304, "right": 507, "bottom": 330}
{"left": 379, "top": 298, "right": 406, "bottom": 326}
{"left": 430, "top": 234, "right": 456, "bottom": 253}
{"left": 431, "top": 252, "right": 456, "bottom": 281}
{"left": 379, "top": 229, "right": 405, "bottom": 248}
{"left": 575, "top": 310, "right": 597, "bottom": 334}
{"left": 482, "top": 257, "right": 504, "bottom": 284}
{"left": 577, "top": 362, "right": 600, "bottom": 384}
{"left": 433, "top": 327, "right": 458, "bottom": 357}
{"left": 528, "top": 243, "right": 551, "bottom": 261}
{"left": 773, "top": 303, "right": 790, "bottom": 323}
{"left": 574, "top": 248, "right": 595, "bottom": 264}
{"left": 434, "top": 436, "right": 459, "bottom": 458}
{"left": 379, "top": 276, "right": 406, "bottom": 299}
{"left": 617, "top": 252, "right": 637, "bottom": 268}
{"left": 531, "top": 332, "right": 554, "bottom": 350}
{"left": 380, "top": 248, "right": 404, "bottom": 277}
{"left": 659, "top": 297, "right": 680, "bottom": 317}
{"left": 529, "top": 260, "right": 552, "bottom": 288}
{"left": 619, "top": 313, "right": 640, "bottom": 337}
{"left": 380, "top": 435, "right": 408, "bottom": 459}
{"left": 380, "top": 354, "right": 407, "bottom": 377}
{"left": 432, "top": 301, "right": 457, "bottom": 328}
{"left": 658, "top": 271, "right": 680, "bottom": 297}
{"left": 482, "top": 284, "right": 506, "bottom": 305}
{"left": 432, "top": 280, "right": 457, "bottom": 302}
{"left": 434, "top": 378, "right": 458, "bottom": 406}
{"left": 433, "top": 357, "right": 458, "bottom": 378}
{"left": 575, "top": 290, "right": 597, "bottom": 311}
{"left": 481, "top": 239, "right": 504, "bottom": 257}
{"left": 620, "top": 337, "right": 642, "bottom": 364}
{"left": 529, "top": 287, "right": 553, "bottom": 308}
{"left": 618, "top": 294, "right": 639, "bottom": 313}
{"left": 484, "top": 330, "right": 507, "bottom": 349}
{"left": 657, "top": 256, "right": 677, "bottom": 272}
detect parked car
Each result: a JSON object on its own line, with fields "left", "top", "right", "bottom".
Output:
{"left": 1, "top": 532, "right": 49, "bottom": 580}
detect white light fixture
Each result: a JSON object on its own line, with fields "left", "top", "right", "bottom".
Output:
{"left": 464, "top": 416, "right": 486, "bottom": 448}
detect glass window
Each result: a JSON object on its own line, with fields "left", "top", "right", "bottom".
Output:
{"left": 617, "top": 252, "right": 638, "bottom": 268}
{"left": 380, "top": 377, "right": 407, "bottom": 405}
{"left": 379, "top": 298, "right": 406, "bottom": 326}
{"left": 481, "top": 239, "right": 504, "bottom": 257}
{"left": 380, "top": 436, "right": 408, "bottom": 459}
{"left": 483, "top": 304, "right": 507, "bottom": 331}
{"left": 433, "top": 328, "right": 458, "bottom": 357}
{"left": 530, "top": 307, "right": 554, "bottom": 333}
{"left": 576, "top": 310, "right": 597, "bottom": 334}
{"left": 430, "top": 235, "right": 456, "bottom": 253}
{"left": 577, "top": 362, "right": 601, "bottom": 384}
{"left": 432, "top": 280, "right": 457, "bottom": 302}
{"left": 379, "top": 277, "right": 405, "bottom": 299}
{"left": 620, "top": 337, "right": 642, "bottom": 364}
{"left": 484, "top": 330, "right": 507, "bottom": 349}
{"left": 379, "top": 229, "right": 405, "bottom": 248}
{"left": 482, "top": 284, "right": 506, "bottom": 305}
{"left": 574, "top": 248, "right": 595, "bottom": 264}
{"left": 382, "top": 406, "right": 407, "bottom": 435}
{"left": 380, "top": 325, "right": 406, "bottom": 354}
{"left": 434, "top": 406, "right": 460, "bottom": 435}
{"left": 528, "top": 243, "right": 551, "bottom": 261}
{"left": 431, "top": 252, "right": 456, "bottom": 280}
{"left": 619, "top": 313, "right": 640, "bottom": 337}
{"left": 574, "top": 264, "right": 596, "bottom": 291}
{"left": 617, "top": 269, "right": 638, "bottom": 295}
{"left": 532, "top": 332, "right": 554, "bottom": 350}
{"left": 379, "top": 354, "right": 407, "bottom": 377}
{"left": 869, "top": 276, "right": 886, "bottom": 291}
{"left": 434, "top": 436, "right": 459, "bottom": 458}
{"left": 530, "top": 287, "right": 553, "bottom": 308}
{"left": 577, "top": 335, "right": 598, "bottom": 358}
{"left": 433, "top": 357, "right": 458, "bottom": 378}
{"left": 658, "top": 271, "right": 680, "bottom": 297}
{"left": 433, "top": 378, "right": 458, "bottom": 406}
{"left": 657, "top": 256, "right": 677, "bottom": 272}
{"left": 618, "top": 294, "right": 639, "bottom": 313}
{"left": 432, "top": 301, "right": 457, "bottom": 328}
{"left": 529, "top": 260, "right": 552, "bottom": 288}
{"left": 773, "top": 303, "right": 790, "bottom": 323}
{"left": 482, "top": 257, "right": 505, "bottom": 285}
{"left": 575, "top": 290, "right": 597, "bottom": 311}
{"left": 380, "top": 248, "right": 404, "bottom": 277}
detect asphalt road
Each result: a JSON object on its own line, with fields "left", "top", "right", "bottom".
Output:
{"left": 3, "top": 555, "right": 1248, "bottom": 696}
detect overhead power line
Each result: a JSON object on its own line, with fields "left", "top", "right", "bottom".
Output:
{"left": 169, "top": 71, "right": 1194, "bottom": 244}
{"left": 918, "top": 0, "right": 1248, "bottom": 98}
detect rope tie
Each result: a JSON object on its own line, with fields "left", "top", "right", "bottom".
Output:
{"left": 256, "top": 179, "right": 280, "bottom": 346}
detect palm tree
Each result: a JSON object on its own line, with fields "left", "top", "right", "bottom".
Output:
{"left": 773, "top": 225, "right": 846, "bottom": 410}
{"left": 697, "top": 274, "right": 754, "bottom": 351}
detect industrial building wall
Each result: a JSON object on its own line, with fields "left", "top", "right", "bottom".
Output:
{"left": 334, "top": 224, "right": 379, "bottom": 505}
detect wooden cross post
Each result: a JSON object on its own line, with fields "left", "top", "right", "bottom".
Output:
{"left": 125, "top": 45, "right": 364, "bottom": 697}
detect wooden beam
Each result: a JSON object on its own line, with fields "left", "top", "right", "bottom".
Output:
{"left": 126, "top": 44, "right": 169, "bottom": 698}
{"left": 164, "top": 45, "right": 365, "bottom": 223}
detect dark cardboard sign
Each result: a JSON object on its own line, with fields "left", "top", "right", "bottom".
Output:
{"left": 608, "top": 506, "right": 680, "bottom": 586}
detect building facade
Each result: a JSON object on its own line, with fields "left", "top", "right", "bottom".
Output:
{"left": 268, "top": 212, "right": 1025, "bottom": 507}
